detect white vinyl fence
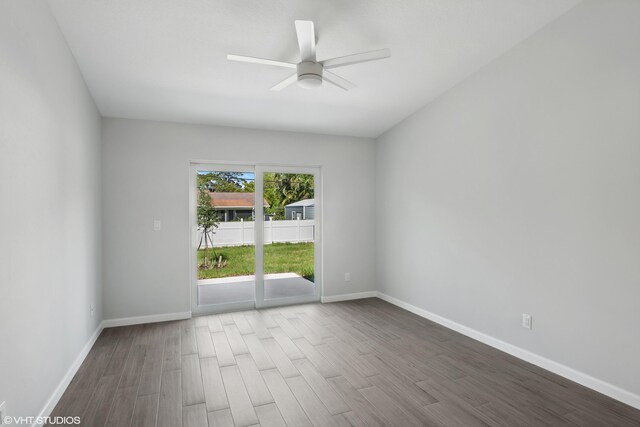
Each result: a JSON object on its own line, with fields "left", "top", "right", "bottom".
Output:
{"left": 198, "top": 219, "right": 314, "bottom": 248}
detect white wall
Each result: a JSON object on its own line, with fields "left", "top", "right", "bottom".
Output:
{"left": 376, "top": 0, "right": 640, "bottom": 401}
{"left": 0, "top": 0, "right": 102, "bottom": 419}
{"left": 102, "top": 118, "right": 375, "bottom": 319}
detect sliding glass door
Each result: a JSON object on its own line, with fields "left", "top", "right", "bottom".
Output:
{"left": 255, "top": 166, "right": 321, "bottom": 308}
{"left": 191, "top": 164, "right": 320, "bottom": 314}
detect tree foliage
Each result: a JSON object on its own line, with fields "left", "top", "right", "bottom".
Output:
{"left": 264, "top": 173, "right": 314, "bottom": 219}
{"left": 197, "top": 187, "right": 219, "bottom": 234}
{"left": 197, "top": 172, "right": 253, "bottom": 193}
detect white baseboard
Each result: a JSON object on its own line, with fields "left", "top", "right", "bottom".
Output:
{"left": 321, "top": 291, "right": 377, "bottom": 303}
{"left": 33, "top": 320, "right": 106, "bottom": 427}
{"left": 102, "top": 311, "right": 192, "bottom": 328}
{"left": 376, "top": 292, "right": 640, "bottom": 410}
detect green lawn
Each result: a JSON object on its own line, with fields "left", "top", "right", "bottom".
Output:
{"left": 198, "top": 242, "right": 314, "bottom": 281}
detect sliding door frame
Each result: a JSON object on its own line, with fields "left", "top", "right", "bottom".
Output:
{"left": 189, "top": 162, "right": 322, "bottom": 315}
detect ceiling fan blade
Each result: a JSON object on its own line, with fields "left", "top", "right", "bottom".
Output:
{"left": 270, "top": 73, "right": 298, "bottom": 91}
{"left": 322, "top": 70, "right": 356, "bottom": 91}
{"left": 294, "top": 20, "right": 316, "bottom": 62}
{"left": 227, "top": 54, "right": 297, "bottom": 69}
{"left": 321, "top": 48, "right": 390, "bottom": 69}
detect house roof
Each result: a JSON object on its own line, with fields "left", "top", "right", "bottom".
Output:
{"left": 285, "top": 199, "right": 315, "bottom": 208}
{"left": 209, "top": 192, "right": 269, "bottom": 208}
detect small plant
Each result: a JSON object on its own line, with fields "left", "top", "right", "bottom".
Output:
{"left": 200, "top": 252, "right": 229, "bottom": 271}
{"left": 212, "top": 255, "right": 228, "bottom": 269}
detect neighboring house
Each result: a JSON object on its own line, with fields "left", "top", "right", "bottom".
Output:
{"left": 210, "top": 192, "right": 269, "bottom": 222}
{"left": 284, "top": 199, "right": 315, "bottom": 220}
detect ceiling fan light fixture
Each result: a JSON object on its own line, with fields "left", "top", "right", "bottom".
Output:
{"left": 298, "top": 74, "right": 322, "bottom": 89}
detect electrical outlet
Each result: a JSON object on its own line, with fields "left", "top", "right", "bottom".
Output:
{"left": 0, "top": 401, "right": 6, "bottom": 427}
{"left": 153, "top": 219, "right": 162, "bottom": 231}
{"left": 344, "top": 272, "right": 351, "bottom": 282}
{"left": 90, "top": 304, "right": 95, "bottom": 317}
{"left": 522, "top": 313, "right": 532, "bottom": 330}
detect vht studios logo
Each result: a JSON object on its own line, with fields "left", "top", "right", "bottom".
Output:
{"left": 3, "top": 416, "right": 80, "bottom": 425}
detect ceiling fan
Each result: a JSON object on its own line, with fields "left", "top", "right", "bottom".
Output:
{"left": 227, "top": 20, "right": 390, "bottom": 91}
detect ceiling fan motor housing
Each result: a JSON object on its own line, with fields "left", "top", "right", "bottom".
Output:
{"left": 297, "top": 61, "right": 323, "bottom": 89}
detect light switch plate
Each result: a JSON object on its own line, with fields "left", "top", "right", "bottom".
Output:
{"left": 522, "top": 313, "right": 532, "bottom": 330}
{"left": 153, "top": 220, "right": 161, "bottom": 231}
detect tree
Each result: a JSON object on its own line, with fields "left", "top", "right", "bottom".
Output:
{"left": 263, "top": 173, "right": 314, "bottom": 219}
{"left": 197, "top": 185, "right": 219, "bottom": 269}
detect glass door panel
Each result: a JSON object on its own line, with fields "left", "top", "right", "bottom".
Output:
{"left": 256, "top": 167, "right": 320, "bottom": 307}
{"left": 192, "top": 165, "right": 256, "bottom": 314}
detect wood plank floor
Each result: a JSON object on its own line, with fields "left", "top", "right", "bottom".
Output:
{"left": 49, "top": 298, "right": 640, "bottom": 426}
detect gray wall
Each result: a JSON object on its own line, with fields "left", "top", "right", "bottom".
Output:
{"left": 376, "top": 0, "right": 640, "bottom": 398}
{"left": 0, "top": 0, "right": 102, "bottom": 419}
{"left": 285, "top": 206, "right": 315, "bottom": 220}
{"left": 102, "top": 118, "right": 375, "bottom": 319}
{"left": 305, "top": 206, "right": 315, "bottom": 220}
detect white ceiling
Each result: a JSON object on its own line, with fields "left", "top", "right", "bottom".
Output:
{"left": 47, "top": 0, "right": 580, "bottom": 138}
